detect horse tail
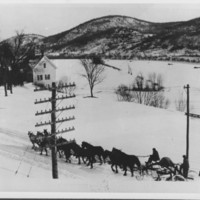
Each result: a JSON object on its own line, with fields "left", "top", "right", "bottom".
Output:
{"left": 137, "top": 157, "right": 141, "bottom": 167}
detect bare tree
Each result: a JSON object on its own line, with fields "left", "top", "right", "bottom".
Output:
{"left": 57, "top": 76, "right": 76, "bottom": 95}
{"left": 10, "top": 31, "right": 35, "bottom": 86}
{"left": 80, "top": 58, "right": 105, "bottom": 97}
{"left": 0, "top": 31, "right": 35, "bottom": 96}
{"left": 131, "top": 73, "right": 167, "bottom": 107}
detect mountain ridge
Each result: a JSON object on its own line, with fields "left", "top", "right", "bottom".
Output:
{"left": 3, "top": 15, "right": 200, "bottom": 60}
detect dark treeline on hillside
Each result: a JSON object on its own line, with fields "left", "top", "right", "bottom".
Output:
{"left": 0, "top": 31, "right": 42, "bottom": 96}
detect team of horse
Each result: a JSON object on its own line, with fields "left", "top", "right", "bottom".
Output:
{"left": 28, "top": 130, "right": 185, "bottom": 180}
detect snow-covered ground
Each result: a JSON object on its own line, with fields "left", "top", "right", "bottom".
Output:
{"left": 1, "top": 60, "right": 200, "bottom": 198}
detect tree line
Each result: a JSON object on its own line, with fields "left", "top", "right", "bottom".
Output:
{"left": 0, "top": 31, "right": 37, "bottom": 96}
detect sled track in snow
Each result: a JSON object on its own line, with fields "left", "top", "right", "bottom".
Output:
{"left": 0, "top": 127, "right": 28, "bottom": 141}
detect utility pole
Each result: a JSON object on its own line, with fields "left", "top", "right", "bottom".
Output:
{"left": 184, "top": 84, "right": 190, "bottom": 159}
{"left": 34, "top": 82, "right": 76, "bottom": 179}
{"left": 51, "top": 82, "right": 58, "bottom": 178}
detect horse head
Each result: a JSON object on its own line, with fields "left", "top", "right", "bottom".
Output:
{"left": 103, "top": 150, "right": 111, "bottom": 161}
{"left": 43, "top": 129, "right": 49, "bottom": 136}
{"left": 70, "top": 138, "right": 76, "bottom": 143}
{"left": 81, "top": 141, "right": 88, "bottom": 148}
{"left": 36, "top": 131, "right": 44, "bottom": 137}
{"left": 112, "top": 147, "right": 123, "bottom": 154}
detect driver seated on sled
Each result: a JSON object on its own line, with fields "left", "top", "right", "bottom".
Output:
{"left": 146, "top": 148, "right": 160, "bottom": 166}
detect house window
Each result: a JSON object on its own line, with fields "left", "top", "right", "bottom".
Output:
{"left": 43, "top": 63, "right": 46, "bottom": 68}
{"left": 37, "top": 75, "right": 43, "bottom": 81}
{"left": 45, "top": 74, "right": 50, "bottom": 80}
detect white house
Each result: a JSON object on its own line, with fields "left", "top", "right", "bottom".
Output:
{"left": 33, "top": 56, "right": 87, "bottom": 88}
{"left": 33, "top": 56, "right": 57, "bottom": 87}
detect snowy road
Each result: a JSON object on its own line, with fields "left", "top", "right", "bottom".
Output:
{"left": 1, "top": 60, "right": 200, "bottom": 195}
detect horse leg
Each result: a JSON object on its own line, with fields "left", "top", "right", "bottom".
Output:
{"left": 123, "top": 166, "right": 127, "bottom": 176}
{"left": 99, "top": 155, "right": 103, "bottom": 165}
{"left": 102, "top": 154, "right": 106, "bottom": 164}
{"left": 82, "top": 156, "right": 86, "bottom": 164}
{"left": 90, "top": 157, "right": 93, "bottom": 169}
{"left": 86, "top": 157, "right": 90, "bottom": 166}
{"left": 45, "top": 148, "right": 48, "bottom": 156}
{"left": 31, "top": 142, "right": 34, "bottom": 149}
{"left": 64, "top": 151, "right": 70, "bottom": 162}
{"left": 131, "top": 167, "right": 134, "bottom": 177}
{"left": 32, "top": 142, "right": 37, "bottom": 150}
{"left": 115, "top": 165, "right": 118, "bottom": 173}
{"left": 111, "top": 164, "right": 115, "bottom": 172}
{"left": 65, "top": 156, "right": 70, "bottom": 163}
{"left": 40, "top": 147, "right": 43, "bottom": 155}
{"left": 92, "top": 156, "right": 96, "bottom": 163}
{"left": 85, "top": 155, "right": 92, "bottom": 168}
{"left": 144, "top": 165, "right": 148, "bottom": 175}
{"left": 65, "top": 153, "right": 70, "bottom": 163}
{"left": 78, "top": 156, "right": 81, "bottom": 165}
{"left": 67, "top": 154, "right": 72, "bottom": 163}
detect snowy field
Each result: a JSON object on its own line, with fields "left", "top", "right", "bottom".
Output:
{"left": 1, "top": 60, "right": 200, "bottom": 198}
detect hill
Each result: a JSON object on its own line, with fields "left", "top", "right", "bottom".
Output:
{"left": 42, "top": 15, "right": 200, "bottom": 60}
{"left": 2, "top": 33, "right": 44, "bottom": 46}
{"left": 2, "top": 15, "right": 200, "bottom": 60}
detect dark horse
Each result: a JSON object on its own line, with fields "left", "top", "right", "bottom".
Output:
{"left": 103, "top": 150, "right": 112, "bottom": 163}
{"left": 57, "top": 137, "right": 68, "bottom": 158}
{"left": 56, "top": 140, "right": 75, "bottom": 162}
{"left": 110, "top": 148, "right": 141, "bottom": 177}
{"left": 62, "top": 142, "right": 75, "bottom": 163}
{"left": 37, "top": 130, "right": 53, "bottom": 156}
{"left": 28, "top": 130, "right": 52, "bottom": 155}
{"left": 81, "top": 141, "right": 105, "bottom": 166}
{"left": 70, "top": 142, "right": 87, "bottom": 165}
{"left": 58, "top": 140, "right": 87, "bottom": 164}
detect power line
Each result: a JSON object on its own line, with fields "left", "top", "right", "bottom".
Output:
{"left": 34, "top": 82, "right": 76, "bottom": 179}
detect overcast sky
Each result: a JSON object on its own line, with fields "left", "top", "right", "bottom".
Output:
{"left": 0, "top": 2, "right": 200, "bottom": 40}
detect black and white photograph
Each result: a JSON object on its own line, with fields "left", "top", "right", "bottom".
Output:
{"left": 0, "top": 0, "right": 200, "bottom": 198}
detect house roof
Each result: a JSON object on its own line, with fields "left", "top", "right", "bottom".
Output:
{"left": 33, "top": 56, "right": 57, "bottom": 70}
